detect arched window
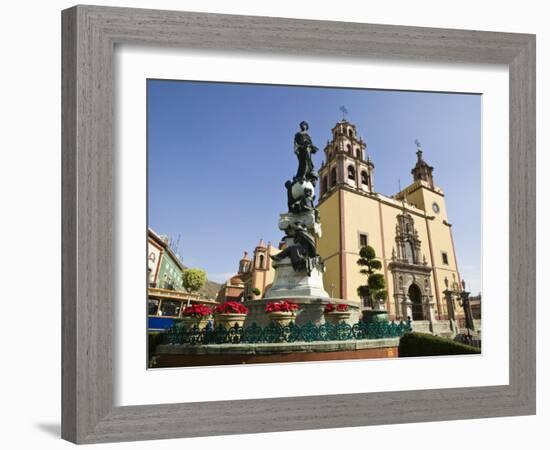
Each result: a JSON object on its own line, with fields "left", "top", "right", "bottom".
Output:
{"left": 356, "top": 148, "right": 361, "bottom": 159}
{"left": 330, "top": 167, "right": 337, "bottom": 187}
{"left": 348, "top": 128, "right": 353, "bottom": 138}
{"left": 258, "top": 254, "right": 265, "bottom": 269}
{"left": 346, "top": 144, "right": 352, "bottom": 153}
{"left": 322, "top": 176, "right": 328, "bottom": 195}
{"left": 404, "top": 240, "right": 415, "bottom": 264}
{"left": 361, "top": 170, "right": 369, "bottom": 186}
{"left": 348, "top": 165, "right": 356, "bottom": 180}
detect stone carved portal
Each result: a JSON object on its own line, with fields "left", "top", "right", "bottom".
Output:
{"left": 388, "top": 209, "right": 435, "bottom": 321}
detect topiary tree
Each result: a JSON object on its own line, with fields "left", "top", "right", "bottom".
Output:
{"left": 252, "top": 287, "right": 261, "bottom": 297}
{"left": 181, "top": 268, "right": 207, "bottom": 306}
{"left": 356, "top": 245, "right": 387, "bottom": 309}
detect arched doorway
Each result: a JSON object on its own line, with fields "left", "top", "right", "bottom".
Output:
{"left": 408, "top": 284, "right": 423, "bottom": 320}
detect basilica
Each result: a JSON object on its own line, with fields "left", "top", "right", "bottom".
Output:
{"left": 317, "top": 119, "right": 464, "bottom": 325}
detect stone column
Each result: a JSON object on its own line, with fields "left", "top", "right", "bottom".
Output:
{"left": 401, "top": 296, "right": 413, "bottom": 320}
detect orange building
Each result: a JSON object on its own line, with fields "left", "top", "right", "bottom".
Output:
{"left": 217, "top": 239, "right": 279, "bottom": 302}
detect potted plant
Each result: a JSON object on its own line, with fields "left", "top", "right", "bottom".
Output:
{"left": 265, "top": 300, "right": 300, "bottom": 326}
{"left": 357, "top": 245, "right": 389, "bottom": 323}
{"left": 213, "top": 301, "right": 248, "bottom": 329}
{"left": 324, "top": 303, "right": 352, "bottom": 324}
{"left": 180, "top": 303, "right": 212, "bottom": 330}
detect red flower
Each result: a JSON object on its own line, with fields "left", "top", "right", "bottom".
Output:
{"left": 214, "top": 301, "right": 248, "bottom": 315}
{"left": 265, "top": 300, "right": 300, "bottom": 313}
{"left": 324, "top": 303, "right": 349, "bottom": 313}
{"left": 182, "top": 303, "right": 212, "bottom": 317}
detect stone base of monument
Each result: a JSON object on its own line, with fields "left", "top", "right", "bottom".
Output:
{"left": 244, "top": 297, "right": 361, "bottom": 327}
{"left": 153, "top": 338, "right": 399, "bottom": 367}
{"left": 264, "top": 259, "right": 329, "bottom": 299}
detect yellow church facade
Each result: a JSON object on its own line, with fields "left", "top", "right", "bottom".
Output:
{"left": 317, "top": 120, "right": 464, "bottom": 324}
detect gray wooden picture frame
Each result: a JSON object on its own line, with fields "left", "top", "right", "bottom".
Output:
{"left": 62, "top": 5, "right": 536, "bottom": 444}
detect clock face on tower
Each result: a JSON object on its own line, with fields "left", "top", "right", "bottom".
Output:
{"left": 432, "top": 202, "right": 440, "bottom": 214}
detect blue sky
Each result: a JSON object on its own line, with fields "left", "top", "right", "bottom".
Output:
{"left": 147, "top": 80, "right": 481, "bottom": 294}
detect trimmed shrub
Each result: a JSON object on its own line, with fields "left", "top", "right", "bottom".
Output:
{"left": 399, "top": 332, "right": 480, "bottom": 357}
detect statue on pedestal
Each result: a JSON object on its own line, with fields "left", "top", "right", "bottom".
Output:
{"left": 293, "top": 121, "right": 319, "bottom": 185}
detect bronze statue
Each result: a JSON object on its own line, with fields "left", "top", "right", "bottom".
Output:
{"left": 294, "top": 121, "right": 318, "bottom": 184}
{"left": 271, "top": 223, "right": 318, "bottom": 275}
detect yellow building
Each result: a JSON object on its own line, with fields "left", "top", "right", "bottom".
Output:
{"left": 317, "top": 120, "right": 464, "bottom": 323}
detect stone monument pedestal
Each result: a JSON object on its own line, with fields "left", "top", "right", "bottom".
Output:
{"left": 263, "top": 258, "right": 329, "bottom": 299}
{"left": 244, "top": 297, "right": 361, "bottom": 327}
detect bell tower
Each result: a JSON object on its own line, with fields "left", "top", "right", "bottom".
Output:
{"left": 318, "top": 120, "right": 374, "bottom": 201}
{"left": 253, "top": 239, "right": 268, "bottom": 271}
{"left": 411, "top": 139, "right": 434, "bottom": 189}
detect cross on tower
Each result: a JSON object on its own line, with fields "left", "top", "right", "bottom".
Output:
{"left": 414, "top": 138, "right": 422, "bottom": 149}
{"left": 339, "top": 105, "right": 348, "bottom": 120}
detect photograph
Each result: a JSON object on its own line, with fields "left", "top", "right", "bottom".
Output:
{"left": 146, "top": 80, "right": 483, "bottom": 368}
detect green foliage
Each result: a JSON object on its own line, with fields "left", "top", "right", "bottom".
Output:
{"left": 181, "top": 268, "right": 207, "bottom": 293}
{"left": 398, "top": 332, "right": 481, "bottom": 357}
{"left": 359, "top": 245, "right": 376, "bottom": 260}
{"left": 356, "top": 245, "right": 387, "bottom": 307}
{"left": 368, "top": 273, "right": 386, "bottom": 291}
{"left": 357, "top": 285, "right": 371, "bottom": 299}
{"left": 252, "top": 287, "right": 261, "bottom": 296}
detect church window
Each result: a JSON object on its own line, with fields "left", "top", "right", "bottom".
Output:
{"left": 361, "top": 170, "right": 369, "bottom": 186}
{"left": 348, "top": 128, "right": 353, "bottom": 138}
{"left": 321, "top": 176, "right": 328, "bottom": 195}
{"left": 441, "top": 251, "right": 449, "bottom": 265}
{"left": 346, "top": 144, "right": 352, "bottom": 153}
{"left": 330, "top": 167, "right": 337, "bottom": 187}
{"left": 356, "top": 148, "right": 361, "bottom": 159}
{"left": 348, "top": 165, "right": 356, "bottom": 180}
{"left": 258, "top": 254, "right": 265, "bottom": 269}
{"left": 404, "top": 240, "right": 415, "bottom": 264}
{"left": 359, "top": 233, "right": 368, "bottom": 248}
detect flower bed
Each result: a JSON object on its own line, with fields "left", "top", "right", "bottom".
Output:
{"left": 265, "top": 300, "right": 300, "bottom": 327}
{"left": 324, "top": 303, "right": 349, "bottom": 313}
{"left": 213, "top": 301, "right": 248, "bottom": 329}
{"left": 324, "top": 303, "right": 352, "bottom": 324}
{"left": 265, "top": 300, "right": 300, "bottom": 313}
{"left": 214, "top": 301, "right": 248, "bottom": 315}
{"left": 181, "top": 303, "right": 212, "bottom": 330}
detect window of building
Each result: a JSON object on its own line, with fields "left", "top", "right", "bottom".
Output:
{"left": 346, "top": 144, "right": 352, "bottom": 153}
{"left": 356, "top": 148, "right": 361, "bottom": 159}
{"left": 330, "top": 167, "right": 337, "bottom": 187}
{"left": 159, "top": 300, "right": 181, "bottom": 317}
{"left": 442, "top": 251, "right": 449, "bottom": 265}
{"left": 404, "top": 240, "right": 415, "bottom": 264}
{"left": 258, "top": 254, "right": 265, "bottom": 269}
{"left": 359, "top": 233, "right": 368, "bottom": 248}
{"left": 361, "top": 170, "right": 369, "bottom": 186}
{"left": 322, "top": 176, "right": 328, "bottom": 195}
{"left": 148, "top": 298, "right": 160, "bottom": 316}
{"left": 348, "top": 128, "right": 353, "bottom": 138}
{"left": 348, "top": 165, "right": 355, "bottom": 180}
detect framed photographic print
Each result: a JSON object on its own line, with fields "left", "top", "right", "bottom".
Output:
{"left": 62, "top": 5, "right": 535, "bottom": 444}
